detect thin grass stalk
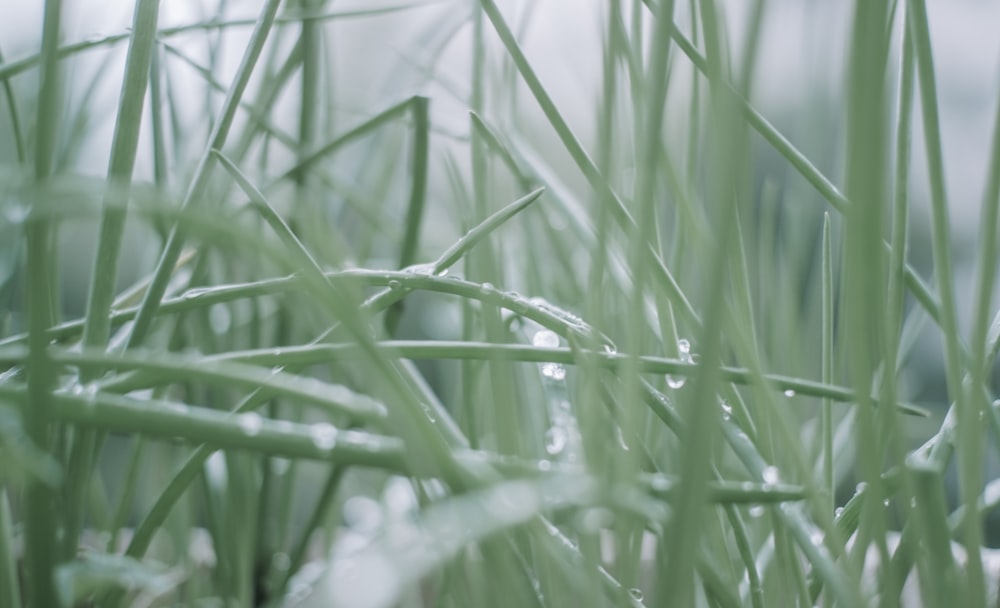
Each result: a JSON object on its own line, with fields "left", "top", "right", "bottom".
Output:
{"left": 821, "top": 213, "right": 834, "bottom": 514}
{"left": 124, "top": 0, "right": 283, "bottom": 349}
{"left": 0, "top": 490, "right": 21, "bottom": 607}
{"left": 64, "top": 0, "right": 162, "bottom": 562}
{"left": 479, "top": 0, "right": 701, "bottom": 329}
{"left": 659, "top": 0, "right": 734, "bottom": 603}
{"left": 0, "top": 47, "right": 27, "bottom": 164}
{"left": 906, "top": 1, "right": 985, "bottom": 600}
{"left": 387, "top": 96, "right": 430, "bottom": 334}
{"left": 876, "top": 17, "right": 917, "bottom": 603}
{"left": 961, "top": 13, "right": 1000, "bottom": 604}
{"left": 23, "top": 1, "right": 63, "bottom": 605}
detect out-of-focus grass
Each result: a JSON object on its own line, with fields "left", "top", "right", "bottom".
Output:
{"left": 2, "top": 0, "right": 1000, "bottom": 606}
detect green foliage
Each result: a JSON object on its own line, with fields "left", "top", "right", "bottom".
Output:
{"left": 2, "top": 0, "right": 1000, "bottom": 606}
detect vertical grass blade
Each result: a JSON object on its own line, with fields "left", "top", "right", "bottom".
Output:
{"left": 23, "top": 1, "right": 64, "bottom": 606}
{"left": 907, "top": 1, "right": 984, "bottom": 600}
{"left": 124, "top": 0, "right": 284, "bottom": 349}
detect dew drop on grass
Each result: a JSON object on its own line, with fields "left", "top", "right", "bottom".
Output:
{"left": 541, "top": 362, "right": 566, "bottom": 381}
{"left": 310, "top": 423, "right": 338, "bottom": 450}
{"left": 666, "top": 374, "right": 686, "bottom": 389}
{"left": 810, "top": 530, "right": 825, "bottom": 546}
{"left": 783, "top": 389, "right": 796, "bottom": 398}
{"left": 834, "top": 507, "right": 844, "bottom": 518}
{"left": 538, "top": 459, "right": 552, "bottom": 471}
{"left": 532, "top": 329, "right": 560, "bottom": 348}
{"left": 748, "top": 505, "right": 765, "bottom": 518}
{"left": 629, "top": 588, "right": 644, "bottom": 602}
{"left": 544, "top": 426, "right": 568, "bottom": 455}
{"left": 532, "top": 331, "right": 566, "bottom": 379}
{"left": 238, "top": 412, "right": 263, "bottom": 436}
{"left": 387, "top": 279, "right": 402, "bottom": 290}
{"left": 480, "top": 282, "right": 494, "bottom": 295}
{"left": 762, "top": 466, "right": 780, "bottom": 485}
{"left": 182, "top": 287, "right": 210, "bottom": 300}
{"left": 667, "top": 338, "right": 695, "bottom": 389}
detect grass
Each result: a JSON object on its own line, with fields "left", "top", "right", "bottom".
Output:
{"left": 2, "top": 0, "right": 1000, "bottom": 606}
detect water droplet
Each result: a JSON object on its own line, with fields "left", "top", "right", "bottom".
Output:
{"left": 544, "top": 426, "right": 568, "bottom": 455}
{"left": 602, "top": 343, "right": 617, "bottom": 354}
{"left": 538, "top": 459, "right": 552, "bottom": 471}
{"left": 422, "top": 404, "right": 437, "bottom": 423}
{"left": 666, "top": 374, "right": 686, "bottom": 389}
{"left": 667, "top": 339, "right": 694, "bottom": 389}
{"left": 748, "top": 505, "right": 765, "bottom": 518}
{"left": 532, "top": 330, "right": 560, "bottom": 348}
{"left": 834, "top": 507, "right": 844, "bottom": 518}
{"left": 882, "top": 498, "right": 890, "bottom": 507}
{"left": 721, "top": 401, "right": 733, "bottom": 415}
{"left": 309, "top": 422, "right": 338, "bottom": 450}
{"left": 783, "top": 389, "right": 796, "bottom": 398}
{"left": 810, "top": 530, "right": 825, "bottom": 546}
{"left": 762, "top": 466, "right": 780, "bottom": 485}
{"left": 238, "top": 412, "right": 263, "bottom": 436}
{"left": 855, "top": 481, "right": 868, "bottom": 494}
{"left": 541, "top": 362, "right": 566, "bottom": 381}
{"left": 209, "top": 303, "right": 231, "bottom": 334}
{"left": 404, "top": 262, "right": 434, "bottom": 275}
{"left": 628, "top": 588, "right": 644, "bottom": 602}
{"left": 387, "top": 279, "right": 402, "bottom": 290}
{"left": 182, "top": 287, "right": 210, "bottom": 300}
{"left": 480, "top": 282, "right": 494, "bottom": 295}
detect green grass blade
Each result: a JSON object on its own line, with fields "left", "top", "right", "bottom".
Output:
{"left": 907, "top": 1, "right": 984, "bottom": 600}
{"left": 124, "top": 0, "right": 283, "bottom": 349}
{"left": 23, "top": 1, "right": 64, "bottom": 605}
